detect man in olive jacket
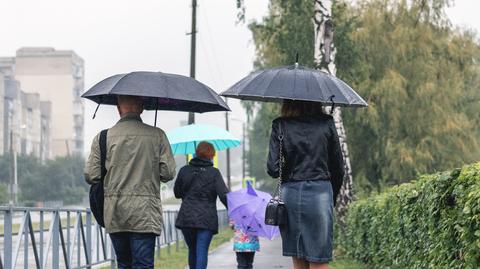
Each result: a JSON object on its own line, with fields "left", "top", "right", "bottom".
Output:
{"left": 85, "top": 95, "right": 176, "bottom": 268}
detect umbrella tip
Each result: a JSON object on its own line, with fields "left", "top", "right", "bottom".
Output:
{"left": 246, "top": 181, "right": 257, "bottom": 196}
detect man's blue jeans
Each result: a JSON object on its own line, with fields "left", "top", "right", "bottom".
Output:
{"left": 109, "top": 232, "right": 156, "bottom": 269}
{"left": 181, "top": 228, "right": 214, "bottom": 269}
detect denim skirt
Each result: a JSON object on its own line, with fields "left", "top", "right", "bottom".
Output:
{"left": 280, "top": 180, "right": 333, "bottom": 263}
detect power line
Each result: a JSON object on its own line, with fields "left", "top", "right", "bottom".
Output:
{"left": 199, "top": 4, "right": 226, "bottom": 87}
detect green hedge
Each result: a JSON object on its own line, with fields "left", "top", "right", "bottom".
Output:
{"left": 339, "top": 162, "right": 480, "bottom": 268}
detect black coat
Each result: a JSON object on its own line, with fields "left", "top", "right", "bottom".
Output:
{"left": 267, "top": 115, "right": 345, "bottom": 203}
{"left": 174, "top": 157, "right": 229, "bottom": 234}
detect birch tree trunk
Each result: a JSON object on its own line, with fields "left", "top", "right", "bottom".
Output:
{"left": 314, "top": 0, "right": 354, "bottom": 222}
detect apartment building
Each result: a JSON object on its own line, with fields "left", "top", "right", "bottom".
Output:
{"left": 0, "top": 47, "right": 84, "bottom": 157}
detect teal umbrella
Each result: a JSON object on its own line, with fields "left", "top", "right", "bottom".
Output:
{"left": 166, "top": 124, "right": 241, "bottom": 155}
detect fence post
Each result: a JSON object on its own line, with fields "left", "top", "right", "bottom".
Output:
{"left": 175, "top": 228, "right": 179, "bottom": 252}
{"left": 52, "top": 212, "right": 60, "bottom": 269}
{"left": 24, "top": 212, "right": 29, "bottom": 269}
{"left": 67, "top": 211, "right": 70, "bottom": 266}
{"left": 110, "top": 237, "right": 116, "bottom": 269}
{"left": 167, "top": 213, "right": 171, "bottom": 255}
{"left": 77, "top": 212, "right": 81, "bottom": 268}
{"left": 40, "top": 211, "right": 44, "bottom": 269}
{"left": 96, "top": 224, "right": 100, "bottom": 263}
{"left": 4, "top": 208, "right": 12, "bottom": 269}
{"left": 156, "top": 235, "right": 161, "bottom": 258}
{"left": 175, "top": 212, "right": 179, "bottom": 252}
{"left": 86, "top": 210, "right": 92, "bottom": 268}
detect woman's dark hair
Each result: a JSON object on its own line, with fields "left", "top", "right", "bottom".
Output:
{"left": 196, "top": 141, "right": 216, "bottom": 159}
{"left": 281, "top": 100, "right": 324, "bottom": 117}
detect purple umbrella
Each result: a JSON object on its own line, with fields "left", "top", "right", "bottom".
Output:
{"left": 227, "top": 182, "right": 280, "bottom": 240}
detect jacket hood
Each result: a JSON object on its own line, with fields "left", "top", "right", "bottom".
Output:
{"left": 189, "top": 157, "right": 214, "bottom": 167}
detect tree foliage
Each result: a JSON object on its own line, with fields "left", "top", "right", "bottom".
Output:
{"left": 249, "top": 0, "right": 314, "bottom": 68}
{"left": 335, "top": 0, "right": 480, "bottom": 192}
{"left": 0, "top": 155, "right": 87, "bottom": 205}
{"left": 245, "top": 0, "right": 480, "bottom": 194}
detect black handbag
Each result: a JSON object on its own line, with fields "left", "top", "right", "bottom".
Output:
{"left": 265, "top": 122, "right": 287, "bottom": 226}
{"left": 89, "top": 129, "right": 108, "bottom": 227}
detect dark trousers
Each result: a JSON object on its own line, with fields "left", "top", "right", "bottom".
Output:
{"left": 109, "top": 232, "right": 156, "bottom": 269}
{"left": 181, "top": 228, "right": 214, "bottom": 269}
{"left": 236, "top": 252, "right": 255, "bottom": 269}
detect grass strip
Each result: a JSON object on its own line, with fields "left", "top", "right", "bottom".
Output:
{"left": 155, "top": 228, "right": 233, "bottom": 269}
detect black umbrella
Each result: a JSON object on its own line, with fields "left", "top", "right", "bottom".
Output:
{"left": 82, "top": 71, "right": 230, "bottom": 124}
{"left": 221, "top": 64, "right": 367, "bottom": 109}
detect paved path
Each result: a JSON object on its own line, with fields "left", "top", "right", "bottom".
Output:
{"left": 208, "top": 237, "right": 291, "bottom": 269}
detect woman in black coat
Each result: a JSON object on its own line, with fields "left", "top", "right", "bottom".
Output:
{"left": 174, "top": 141, "right": 229, "bottom": 269}
{"left": 267, "top": 100, "right": 345, "bottom": 269}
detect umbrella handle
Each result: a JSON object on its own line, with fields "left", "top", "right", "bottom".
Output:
{"left": 329, "top": 95, "right": 335, "bottom": 115}
{"left": 92, "top": 103, "right": 101, "bottom": 119}
{"left": 154, "top": 98, "right": 158, "bottom": 127}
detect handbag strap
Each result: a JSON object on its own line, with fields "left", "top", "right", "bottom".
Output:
{"left": 273, "top": 121, "right": 284, "bottom": 200}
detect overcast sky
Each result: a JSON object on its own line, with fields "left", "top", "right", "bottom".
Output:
{"left": 0, "top": 0, "right": 479, "bottom": 165}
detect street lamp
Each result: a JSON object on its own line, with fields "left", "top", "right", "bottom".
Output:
{"left": 9, "top": 124, "right": 26, "bottom": 205}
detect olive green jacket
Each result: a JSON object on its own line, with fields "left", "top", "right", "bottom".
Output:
{"left": 85, "top": 113, "right": 176, "bottom": 234}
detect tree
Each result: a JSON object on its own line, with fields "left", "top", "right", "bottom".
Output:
{"left": 0, "top": 154, "right": 88, "bottom": 205}
{"left": 335, "top": 0, "right": 480, "bottom": 192}
{"left": 313, "top": 0, "right": 354, "bottom": 220}
{"left": 0, "top": 183, "right": 9, "bottom": 204}
{"left": 244, "top": 0, "right": 480, "bottom": 196}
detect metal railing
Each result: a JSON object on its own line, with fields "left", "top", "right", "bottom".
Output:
{"left": 0, "top": 207, "right": 229, "bottom": 269}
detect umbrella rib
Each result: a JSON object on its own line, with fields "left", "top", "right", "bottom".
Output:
{"left": 172, "top": 143, "right": 178, "bottom": 154}
{"left": 310, "top": 71, "right": 326, "bottom": 102}
{"left": 315, "top": 73, "right": 338, "bottom": 103}
{"left": 323, "top": 74, "right": 349, "bottom": 103}
{"left": 220, "top": 139, "right": 229, "bottom": 150}
{"left": 108, "top": 72, "right": 135, "bottom": 95}
{"left": 326, "top": 76, "right": 350, "bottom": 103}
{"left": 333, "top": 77, "right": 367, "bottom": 105}
{"left": 261, "top": 69, "right": 283, "bottom": 98}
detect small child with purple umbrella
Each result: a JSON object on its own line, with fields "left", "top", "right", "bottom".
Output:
{"left": 227, "top": 181, "right": 280, "bottom": 268}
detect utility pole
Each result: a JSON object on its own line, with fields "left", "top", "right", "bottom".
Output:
{"left": 225, "top": 99, "right": 231, "bottom": 189}
{"left": 9, "top": 131, "right": 17, "bottom": 205}
{"left": 188, "top": 0, "right": 197, "bottom": 125}
{"left": 242, "top": 122, "right": 245, "bottom": 180}
{"left": 247, "top": 115, "right": 252, "bottom": 178}
{"left": 314, "top": 0, "right": 354, "bottom": 221}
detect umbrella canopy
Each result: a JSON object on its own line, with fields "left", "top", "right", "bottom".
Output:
{"left": 227, "top": 182, "right": 280, "bottom": 240}
{"left": 82, "top": 71, "right": 230, "bottom": 113}
{"left": 166, "top": 124, "right": 241, "bottom": 155}
{"left": 221, "top": 64, "right": 367, "bottom": 107}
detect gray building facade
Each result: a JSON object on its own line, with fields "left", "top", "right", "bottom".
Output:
{"left": 0, "top": 47, "right": 83, "bottom": 158}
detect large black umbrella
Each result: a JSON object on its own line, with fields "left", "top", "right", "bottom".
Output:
{"left": 82, "top": 71, "right": 230, "bottom": 123}
{"left": 221, "top": 64, "right": 367, "bottom": 108}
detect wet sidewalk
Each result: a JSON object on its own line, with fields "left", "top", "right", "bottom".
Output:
{"left": 208, "top": 237, "right": 291, "bottom": 268}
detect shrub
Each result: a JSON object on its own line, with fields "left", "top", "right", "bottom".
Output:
{"left": 339, "top": 162, "right": 480, "bottom": 268}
